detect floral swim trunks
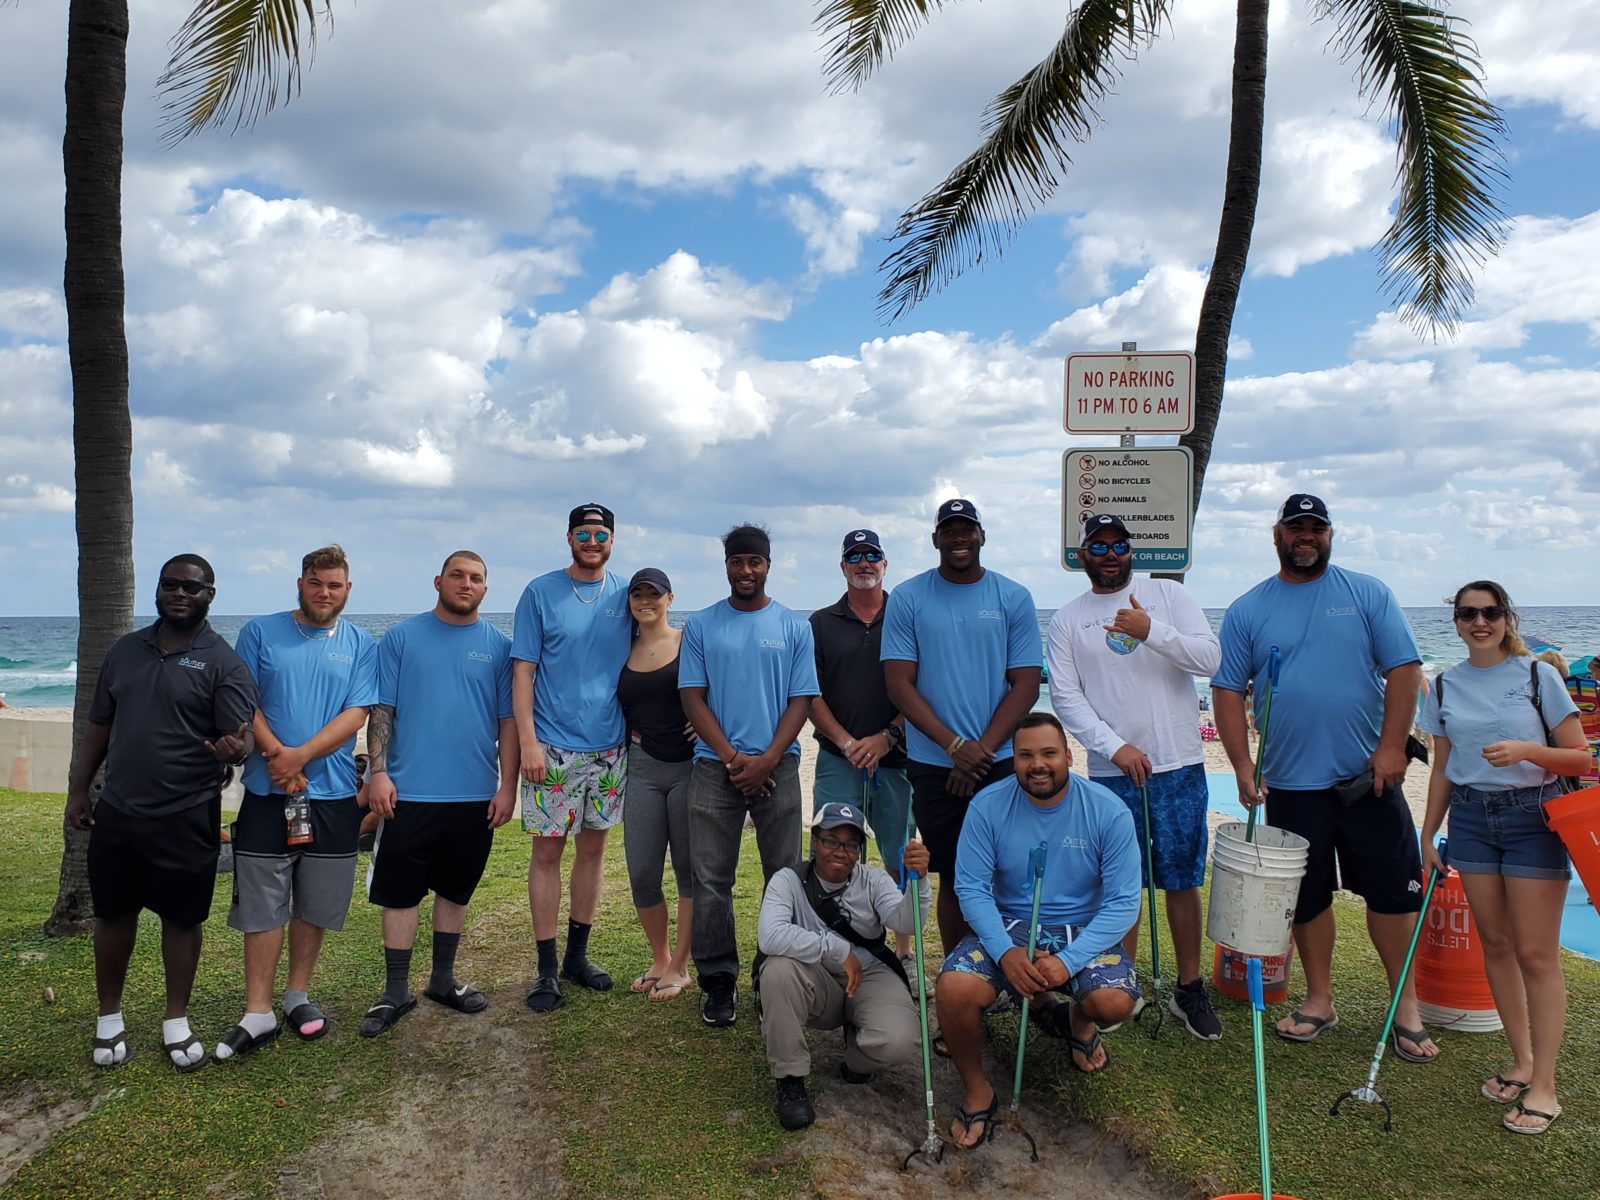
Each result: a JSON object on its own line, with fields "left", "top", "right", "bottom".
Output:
{"left": 941, "top": 919, "right": 1141, "bottom": 1005}
{"left": 521, "top": 743, "right": 627, "bottom": 836}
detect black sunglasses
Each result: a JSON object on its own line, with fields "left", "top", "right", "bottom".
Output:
{"left": 1454, "top": 605, "right": 1505, "bottom": 623}
{"left": 1084, "top": 540, "right": 1131, "bottom": 558}
{"left": 158, "top": 577, "right": 212, "bottom": 596}
{"left": 844, "top": 551, "right": 884, "bottom": 564}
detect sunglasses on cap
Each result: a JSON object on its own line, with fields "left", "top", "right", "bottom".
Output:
{"left": 844, "top": 551, "right": 883, "bottom": 564}
{"left": 1454, "top": 605, "right": 1506, "bottom": 623}
{"left": 1084, "top": 540, "right": 1131, "bottom": 558}
{"left": 573, "top": 530, "right": 611, "bottom": 544}
{"left": 158, "top": 577, "right": 212, "bottom": 595}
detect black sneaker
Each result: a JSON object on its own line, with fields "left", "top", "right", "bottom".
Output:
{"left": 700, "top": 974, "right": 737, "bottom": 1027}
{"left": 1169, "top": 978, "right": 1223, "bottom": 1040}
{"left": 838, "top": 1060, "right": 873, "bottom": 1085}
{"left": 774, "top": 1075, "right": 815, "bottom": 1130}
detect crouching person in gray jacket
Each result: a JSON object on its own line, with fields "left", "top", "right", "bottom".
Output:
{"left": 755, "top": 801, "right": 932, "bottom": 1130}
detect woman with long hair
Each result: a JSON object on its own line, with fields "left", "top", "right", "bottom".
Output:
{"left": 1418, "top": 580, "right": 1590, "bottom": 1135}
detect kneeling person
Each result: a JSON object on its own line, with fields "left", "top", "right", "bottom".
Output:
{"left": 756, "top": 802, "right": 931, "bottom": 1131}
{"left": 936, "top": 713, "right": 1142, "bottom": 1149}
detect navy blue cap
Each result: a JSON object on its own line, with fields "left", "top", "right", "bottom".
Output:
{"left": 1079, "top": 513, "right": 1130, "bottom": 542}
{"left": 1276, "top": 494, "right": 1331, "bottom": 525}
{"left": 811, "top": 801, "right": 875, "bottom": 838}
{"left": 935, "top": 498, "right": 981, "bottom": 528}
{"left": 841, "top": 528, "right": 884, "bottom": 556}
{"left": 627, "top": 567, "right": 671, "bottom": 594}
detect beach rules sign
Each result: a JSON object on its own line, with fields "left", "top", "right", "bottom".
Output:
{"left": 1061, "top": 447, "right": 1195, "bottom": 573}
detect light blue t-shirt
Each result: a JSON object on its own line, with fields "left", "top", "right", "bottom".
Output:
{"left": 236, "top": 613, "right": 379, "bottom": 800}
{"left": 509, "top": 569, "right": 632, "bottom": 751}
{"left": 679, "top": 599, "right": 820, "bottom": 760}
{"left": 377, "top": 612, "right": 514, "bottom": 803}
{"left": 879, "top": 568, "right": 1043, "bottom": 767}
{"left": 1213, "top": 565, "right": 1420, "bottom": 790}
{"left": 1418, "top": 657, "right": 1578, "bottom": 790}
{"left": 954, "top": 774, "right": 1142, "bottom": 978}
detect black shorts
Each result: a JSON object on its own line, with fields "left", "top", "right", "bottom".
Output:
{"left": 367, "top": 800, "right": 494, "bottom": 910}
{"left": 1266, "top": 784, "right": 1424, "bottom": 923}
{"left": 88, "top": 798, "right": 220, "bottom": 926}
{"left": 907, "top": 757, "right": 1015, "bottom": 876}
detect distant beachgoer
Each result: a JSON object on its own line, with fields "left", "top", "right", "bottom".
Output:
{"left": 67, "top": 554, "right": 258, "bottom": 1072}
{"left": 359, "top": 551, "right": 517, "bottom": 1037}
{"left": 617, "top": 567, "right": 694, "bottom": 1003}
{"left": 1047, "top": 513, "right": 1223, "bottom": 1039}
{"left": 1418, "top": 581, "right": 1588, "bottom": 1135}
{"left": 1534, "top": 647, "right": 1569, "bottom": 678}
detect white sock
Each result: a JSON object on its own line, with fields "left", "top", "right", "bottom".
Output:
{"left": 213, "top": 1010, "right": 277, "bottom": 1060}
{"left": 94, "top": 1012, "right": 127, "bottom": 1066}
{"left": 162, "top": 1016, "right": 203, "bottom": 1067}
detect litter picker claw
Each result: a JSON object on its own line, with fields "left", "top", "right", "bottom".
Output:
{"left": 1007, "top": 840, "right": 1048, "bottom": 1162}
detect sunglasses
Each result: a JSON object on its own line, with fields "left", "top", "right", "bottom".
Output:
{"left": 158, "top": 577, "right": 211, "bottom": 595}
{"left": 814, "top": 834, "right": 863, "bottom": 856}
{"left": 1454, "top": 605, "right": 1506, "bottom": 623}
{"left": 844, "top": 551, "right": 884, "bottom": 564}
{"left": 1084, "top": 540, "right": 1131, "bottom": 558}
{"left": 573, "top": 529, "right": 611, "bottom": 544}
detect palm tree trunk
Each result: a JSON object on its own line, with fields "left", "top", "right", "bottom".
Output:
{"left": 1181, "top": 0, "right": 1269, "bottom": 512}
{"left": 47, "top": 0, "right": 133, "bottom": 938}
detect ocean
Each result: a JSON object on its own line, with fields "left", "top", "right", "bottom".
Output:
{"left": 5, "top": 606, "right": 1600, "bottom": 708}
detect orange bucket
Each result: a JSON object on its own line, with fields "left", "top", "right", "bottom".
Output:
{"left": 1414, "top": 868, "right": 1500, "bottom": 1031}
{"left": 1544, "top": 783, "right": 1600, "bottom": 911}
{"left": 1214, "top": 943, "right": 1293, "bottom": 1005}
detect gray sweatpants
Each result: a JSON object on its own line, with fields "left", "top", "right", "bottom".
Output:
{"left": 759, "top": 955, "right": 920, "bottom": 1079}
{"left": 623, "top": 746, "right": 694, "bottom": 908}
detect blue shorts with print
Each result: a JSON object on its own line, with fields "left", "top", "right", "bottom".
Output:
{"left": 1094, "top": 763, "right": 1209, "bottom": 891}
{"left": 941, "top": 920, "right": 1141, "bottom": 1005}
{"left": 1448, "top": 782, "right": 1571, "bottom": 881}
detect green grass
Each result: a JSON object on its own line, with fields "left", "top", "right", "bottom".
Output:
{"left": 4, "top": 784, "right": 1597, "bottom": 1199}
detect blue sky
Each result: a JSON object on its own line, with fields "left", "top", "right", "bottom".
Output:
{"left": 2, "top": 0, "right": 1599, "bottom": 617}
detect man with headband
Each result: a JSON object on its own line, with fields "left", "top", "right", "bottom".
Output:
{"left": 680, "top": 523, "right": 820, "bottom": 1028}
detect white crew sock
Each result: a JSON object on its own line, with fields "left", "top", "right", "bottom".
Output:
{"left": 93, "top": 1012, "right": 127, "bottom": 1066}
{"left": 163, "top": 1016, "right": 204, "bottom": 1067}
{"left": 213, "top": 1010, "right": 277, "bottom": 1060}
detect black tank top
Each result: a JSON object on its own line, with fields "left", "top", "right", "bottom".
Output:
{"left": 617, "top": 654, "right": 693, "bottom": 763}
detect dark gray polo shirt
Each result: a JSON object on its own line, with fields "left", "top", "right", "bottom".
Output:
{"left": 89, "top": 620, "right": 258, "bottom": 818}
{"left": 808, "top": 592, "right": 905, "bottom": 769}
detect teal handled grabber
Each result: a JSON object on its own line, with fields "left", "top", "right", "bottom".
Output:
{"left": 899, "top": 806, "right": 944, "bottom": 1169}
{"left": 1246, "top": 645, "right": 1280, "bottom": 843}
{"left": 1247, "top": 957, "right": 1274, "bottom": 1199}
{"left": 1007, "top": 840, "right": 1048, "bottom": 1162}
{"left": 1135, "top": 783, "right": 1166, "bottom": 1039}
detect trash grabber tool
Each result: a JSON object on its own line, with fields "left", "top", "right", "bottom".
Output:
{"left": 1331, "top": 839, "right": 1447, "bottom": 1131}
{"left": 1007, "top": 840, "right": 1048, "bottom": 1162}
{"left": 1247, "top": 957, "right": 1274, "bottom": 1199}
{"left": 1246, "top": 645, "right": 1281, "bottom": 843}
{"left": 899, "top": 808, "right": 945, "bottom": 1169}
{"left": 1135, "top": 783, "right": 1166, "bottom": 1038}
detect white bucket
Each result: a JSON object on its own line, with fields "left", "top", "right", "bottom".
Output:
{"left": 1416, "top": 1000, "right": 1504, "bottom": 1033}
{"left": 1206, "top": 821, "right": 1310, "bottom": 958}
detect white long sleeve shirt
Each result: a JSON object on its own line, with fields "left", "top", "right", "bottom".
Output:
{"left": 1047, "top": 577, "right": 1220, "bottom": 778}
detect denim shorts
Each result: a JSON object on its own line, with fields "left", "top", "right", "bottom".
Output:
{"left": 1447, "top": 782, "right": 1571, "bottom": 881}
{"left": 941, "top": 920, "right": 1141, "bottom": 1005}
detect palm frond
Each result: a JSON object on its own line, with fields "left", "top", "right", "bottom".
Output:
{"left": 816, "top": 0, "right": 950, "bottom": 93}
{"left": 876, "top": 1, "right": 1171, "bottom": 321}
{"left": 158, "top": 0, "right": 333, "bottom": 143}
{"left": 1319, "top": 0, "right": 1507, "bottom": 334}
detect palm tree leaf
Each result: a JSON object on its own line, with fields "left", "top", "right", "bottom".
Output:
{"left": 876, "top": 0, "right": 1171, "bottom": 321}
{"left": 815, "top": 0, "right": 952, "bottom": 93}
{"left": 158, "top": 0, "right": 332, "bottom": 142}
{"left": 1318, "top": 0, "right": 1508, "bottom": 334}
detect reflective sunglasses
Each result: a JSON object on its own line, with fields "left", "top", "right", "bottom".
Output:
{"left": 1084, "top": 540, "right": 1131, "bottom": 558}
{"left": 814, "top": 834, "right": 863, "bottom": 856}
{"left": 158, "top": 577, "right": 211, "bottom": 595}
{"left": 573, "top": 529, "right": 611, "bottom": 544}
{"left": 1454, "top": 605, "right": 1505, "bottom": 623}
{"left": 844, "top": 551, "right": 884, "bottom": 564}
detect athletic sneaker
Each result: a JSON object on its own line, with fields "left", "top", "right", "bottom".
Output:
{"left": 1169, "top": 978, "right": 1223, "bottom": 1040}
{"left": 701, "top": 974, "right": 737, "bottom": 1027}
{"left": 774, "top": 1075, "right": 815, "bottom": 1130}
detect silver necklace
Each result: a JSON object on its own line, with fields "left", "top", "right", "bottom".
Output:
{"left": 292, "top": 615, "right": 337, "bottom": 640}
{"left": 569, "top": 573, "right": 605, "bottom": 605}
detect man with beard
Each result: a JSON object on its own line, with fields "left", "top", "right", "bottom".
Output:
{"left": 67, "top": 554, "right": 257, "bottom": 1071}
{"left": 680, "top": 524, "right": 820, "bottom": 1027}
{"left": 808, "top": 529, "right": 911, "bottom": 957}
{"left": 1046, "top": 514, "right": 1223, "bottom": 1039}
{"left": 936, "top": 713, "right": 1141, "bottom": 1147}
{"left": 359, "top": 551, "right": 518, "bottom": 1037}
{"left": 216, "top": 545, "right": 378, "bottom": 1057}
{"left": 882, "top": 499, "right": 1042, "bottom": 954}
{"left": 1213, "top": 495, "right": 1435, "bottom": 1059}
{"left": 512, "top": 503, "right": 634, "bottom": 1013}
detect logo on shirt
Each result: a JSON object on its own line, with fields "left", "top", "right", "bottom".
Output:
{"left": 1060, "top": 835, "right": 1089, "bottom": 850}
{"left": 759, "top": 638, "right": 786, "bottom": 649}
{"left": 467, "top": 650, "right": 493, "bottom": 663}
{"left": 604, "top": 608, "right": 622, "bottom": 618}
{"left": 1104, "top": 631, "right": 1139, "bottom": 656}
{"left": 326, "top": 651, "right": 355, "bottom": 664}
{"left": 1325, "top": 606, "right": 1357, "bottom": 618}
{"left": 177, "top": 657, "right": 207, "bottom": 670}
{"left": 976, "top": 609, "right": 1003, "bottom": 620}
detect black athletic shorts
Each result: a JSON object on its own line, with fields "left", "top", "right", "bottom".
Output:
{"left": 367, "top": 799, "right": 494, "bottom": 909}
{"left": 1265, "top": 783, "right": 1424, "bottom": 924}
{"left": 907, "top": 757, "right": 1015, "bottom": 876}
{"left": 88, "top": 797, "right": 220, "bottom": 926}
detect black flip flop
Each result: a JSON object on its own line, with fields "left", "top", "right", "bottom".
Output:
{"left": 218, "top": 1022, "right": 282, "bottom": 1059}
{"left": 91, "top": 1031, "right": 131, "bottom": 1069}
{"left": 425, "top": 981, "right": 488, "bottom": 1013}
{"left": 951, "top": 1093, "right": 999, "bottom": 1148}
{"left": 286, "top": 1001, "right": 328, "bottom": 1041}
{"left": 162, "top": 1033, "right": 211, "bottom": 1073}
{"left": 1390, "top": 1023, "right": 1437, "bottom": 1064}
{"left": 358, "top": 995, "right": 417, "bottom": 1038}
{"left": 526, "top": 975, "right": 564, "bottom": 1013}
{"left": 1028, "top": 991, "right": 1073, "bottom": 1039}
{"left": 1068, "top": 1027, "right": 1112, "bottom": 1074}
{"left": 561, "top": 960, "right": 614, "bottom": 992}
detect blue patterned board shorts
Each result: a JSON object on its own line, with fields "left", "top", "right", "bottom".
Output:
{"left": 1094, "top": 762, "right": 1209, "bottom": 891}
{"left": 941, "top": 920, "right": 1141, "bottom": 1005}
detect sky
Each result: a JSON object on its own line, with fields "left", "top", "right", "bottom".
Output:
{"left": 2, "top": 0, "right": 1599, "bottom": 617}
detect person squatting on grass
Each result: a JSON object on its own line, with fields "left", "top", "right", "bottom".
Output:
{"left": 1047, "top": 512, "right": 1224, "bottom": 1040}
{"left": 218, "top": 545, "right": 378, "bottom": 1057}
{"left": 68, "top": 554, "right": 258, "bottom": 1072}
{"left": 359, "top": 551, "right": 518, "bottom": 1037}
{"left": 756, "top": 802, "right": 931, "bottom": 1130}
{"left": 936, "top": 713, "right": 1142, "bottom": 1149}
{"left": 1418, "top": 581, "right": 1590, "bottom": 1135}
{"left": 513, "top": 503, "right": 634, "bottom": 1014}
{"left": 1213, "top": 494, "right": 1437, "bottom": 1060}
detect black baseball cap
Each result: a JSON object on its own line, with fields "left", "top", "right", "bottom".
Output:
{"left": 811, "top": 801, "right": 875, "bottom": 839}
{"left": 841, "top": 528, "right": 884, "bottom": 556}
{"left": 935, "top": 498, "right": 981, "bottom": 527}
{"left": 628, "top": 567, "right": 671, "bottom": 594}
{"left": 568, "top": 502, "right": 615, "bottom": 531}
{"left": 1079, "top": 513, "right": 1130, "bottom": 542}
{"left": 1276, "top": 494, "right": 1331, "bottom": 525}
